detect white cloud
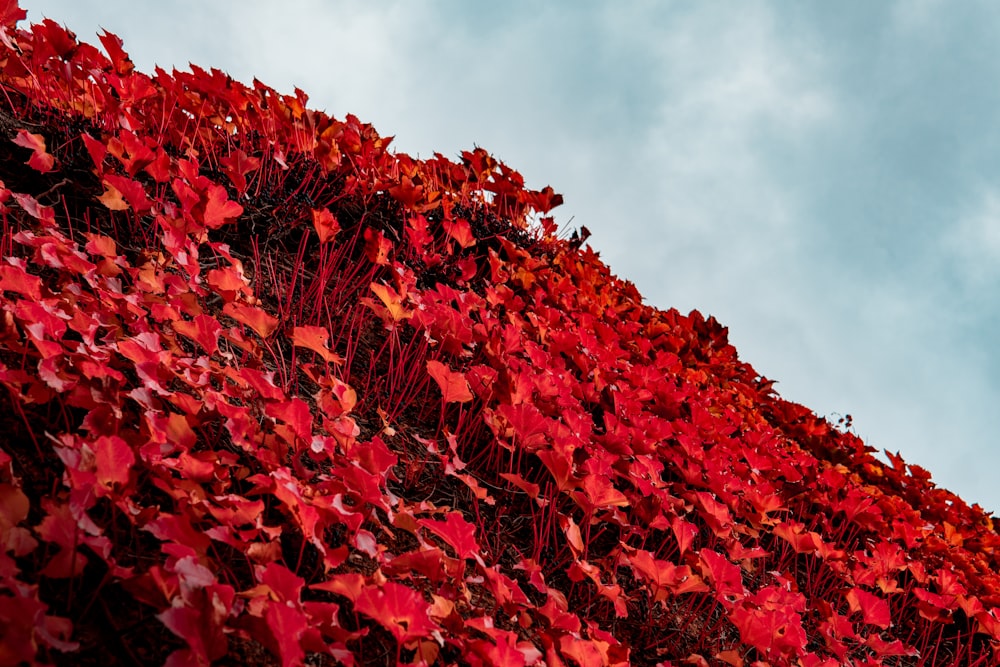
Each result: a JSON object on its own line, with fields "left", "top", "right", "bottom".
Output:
{"left": 947, "top": 187, "right": 1000, "bottom": 286}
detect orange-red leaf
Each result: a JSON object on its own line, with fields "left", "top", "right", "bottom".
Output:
{"left": 443, "top": 218, "right": 476, "bottom": 249}
{"left": 846, "top": 587, "right": 891, "bottom": 629}
{"left": 13, "top": 130, "right": 55, "bottom": 173}
{"left": 354, "top": 582, "right": 437, "bottom": 645}
{"left": 223, "top": 302, "right": 279, "bottom": 338}
{"left": 266, "top": 398, "right": 313, "bottom": 445}
{"left": 0, "top": 263, "right": 42, "bottom": 299}
{"left": 201, "top": 184, "right": 243, "bottom": 229}
{"left": 369, "top": 282, "right": 412, "bottom": 321}
{"left": 174, "top": 314, "right": 222, "bottom": 355}
{"left": 220, "top": 149, "right": 260, "bottom": 194}
{"left": 311, "top": 208, "right": 340, "bottom": 244}
{"left": 291, "top": 325, "right": 341, "bottom": 363}
{"left": 93, "top": 435, "right": 134, "bottom": 491}
{"left": 97, "top": 181, "right": 128, "bottom": 211}
{"left": 419, "top": 512, "right": 479, "bottom": 560}
{"left": 426, "top": 360, "right": 472, "bottom": 403}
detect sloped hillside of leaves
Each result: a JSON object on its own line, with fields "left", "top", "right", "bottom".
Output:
{"left": 2, "top": 3, "right": 1000, "bottom": 666}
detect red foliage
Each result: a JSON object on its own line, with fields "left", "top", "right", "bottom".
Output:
{"left": 0, "top": 4, "right": 999, "bottom": 666}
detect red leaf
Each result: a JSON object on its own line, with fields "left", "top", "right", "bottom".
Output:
{"left": 0, "top": 483, "right": 29, "bottom": 529}
{"left": 80, "top": 133, "right": 107, "bottom": 170}
{"left": 223, "top": 302, "right": 279, "bottom": 338}
{"left": 354, "top": 582, "right": 437, "bottom": 645}
{"left": 419, "top": 512, "right": 479, "bottom": 560}
{"left": 93, "top": 435, "right": 134, "bottom": 492}
{"left": 108, "top": 130, "right": 156, "bottom": 176}
{"left": 700, "top": 550, "right": 745, "bottom": 604}
{"left": 238, "top": 367, "right": 286, "bottom": 401}
{"left": 309, "top": 573, "right": 366, "bottom": 602}
{"left": 519, "top": 185, "right": 564, "bottom": 214}
{"left": 368, "top": 282, "right": 412, "bottom": 322}
{"left": 13, "top": 130, "right": 55, "bottom": 173}
{"left": 159, "top": 607, "right": 208, "bottom": 665}
{"left": 158, "top": 585, "right": 233, "bottom": 665}
{"left": 730, "top": 601, "right": 807, "bottom": 659}
{"left": 499, "top": 473, "right": 540, "bottom": 499}
{"left": 694, "top": 491, "right": 733, "bottom": 535}
{"left": 0, "top": 0, "right": 26, "bottom": 27}
{"left": 481, "top": 566, "right": 531, "bottom": 607}
{"left": 388, "top": 175, "right": 423, "bottom": 209}
{"left": 627, "top": 549, "right": 704, "bottom": 602}
{"left": 559, "top": 514, "right": 585, "bottom": 557}
{"left": 268, "top": 468, "right": 326, "bottom": 551}
{"left": 266, "top": 398, "right": 313, "bottom": 445}
{"left": 443, "top": 218, "right": 476, "bottom": 249}
{"left": 846, "top": 587, "right": 891, "bottom": 629}
{"left": 84, "top": 233, "right": 117, "bottom": 258}
{"left": 291, "top": 325, "right": 341, "bottom": 364}
{"left": 363, "top": 228, "right": 392, "bottom": 265}
{"left": 257, "top": 562, "right": 304, "bottom": 603}
{"left": 559, "top": 636, "right": 605, "bottom": 667}
{"left": 773, "top": 520, "right": 822, "bottom": 555}
{"left": 0, "top": 262, "right": 42, "bottom": 299}
{"left": 97, "top": 29, "right": 133, "bottom": 74}
{"left": 201, "top": 184, "right": 243, "bottom": 229}
{"left": 103, "top": 174, "right": 151, "bottom": 212}
{"left": 206, "top": 266, "right": 248, "bottom": 297}
{"left": 12, "top": 192, "right": 56, "bottom": 225}
{"left": 426, "top": 360, "right": 473, "bottom": 404}
{"left": 220, "top": 149, "right": 260, "bottom": 194}
{"left": 264, "top": 602, "right": 307, "bottom": 667}
{"left": 98, "top": 181, "right": 129, "bottom": 211}
{"left": 174, "top": 314, "right": 222, "bottom": 355}
{"left": 311, "top": 208, "right": 340, "bottom": 244}
{"left": 496, "top": 402, "right": 550, "bottom": 448}
{"left": 579, "top": 473, "right": 628, "bottom": 510}
{"left": 671, "top": 516, "right": 697, "bottom": 557}
{"left": 144, "top": 513, "right": 212, "bottom": 556}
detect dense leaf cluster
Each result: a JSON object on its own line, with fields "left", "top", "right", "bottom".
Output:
{"left": 1, "top": 2, "right": 999, "bottom": 665}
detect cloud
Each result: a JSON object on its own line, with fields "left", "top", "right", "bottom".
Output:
{"left": 946, "top": 187, "right": 1000, "bottom": 287}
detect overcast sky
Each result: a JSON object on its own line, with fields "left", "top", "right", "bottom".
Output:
{"left": 22, "top": 1, "right": 1000, "bottom": 514}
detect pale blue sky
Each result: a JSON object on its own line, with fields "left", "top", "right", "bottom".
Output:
{"left": 23, "top": 2, "right": 1000, "bottom": 513}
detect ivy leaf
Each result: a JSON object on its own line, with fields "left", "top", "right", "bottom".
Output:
{"left": 174, "top": 314, "right": 222, "bottom": 355}
{"left": 419, "top": 512, "right": 479, "bottom": 560}
{"left": 97, "top": 29, "right": 133, "bottom": 74}
{"left": 13, "top": 192, "right": 56, "bottom": 225}
{"left": 93, "top": 435, "right": 134, "bottom": 492}
{"left": 0, "top": 262, "right": 42, "bottom": 299}
{"left": 97, "top": 181, "right": 128, "bottom": 211}
{"left": 201, "top": 184, "right": 243, "bottom": 229}
{"left": 264, "top": 603, "right": 307, "bottom": 667}
{"left": 220, "top": 149, "right": 260, "bottom": 194}
{"left": 238, "top": 367, "right": 286, "bottom": 401}
{"left": 443, "top": 218, "right": 475, "bottom": 249}
{"left": 311, "top": 208, "right": 340, "bottom": 244}
{"left": 13, "top": 130, "right": 55, "bottom": 173}
{"left": 846, "top": 587, "right": 891, "bottom": 629}
{"left": 426, "top": 360, "right": 473, "bottom": 404}
{"left": 354, "top": 581, "right": 437, "bottom": 645}
{"left": 266, "top": 398, "right": 313, "bottom": 446}
{"left": 223, "top": 302, "right": 279, "bottom": 338}
{"left": 291, "top": 325, "right": 342, "bottom": 364}
{"left": 700, "top": 549, "right": 745, "bottom": 604}
{"left": 368, "top": 282, "right": 412, "bottom": 322}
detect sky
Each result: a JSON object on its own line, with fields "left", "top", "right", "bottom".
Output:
{"left": 21, "top": 2, "right": 1000, "bottom": 513}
